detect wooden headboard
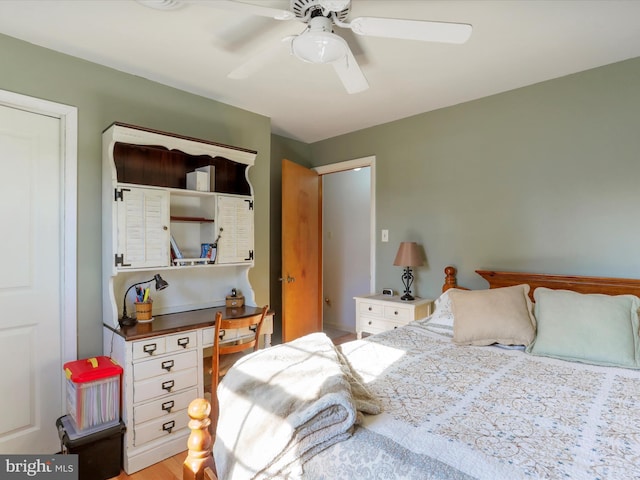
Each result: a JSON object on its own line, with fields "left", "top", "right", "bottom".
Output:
{"left": 443, "top": 265, "right": 640, "bottom": 301}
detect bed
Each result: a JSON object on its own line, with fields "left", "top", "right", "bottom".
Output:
{"left": 183, "top": 266, "right": 640, "bottom": 480}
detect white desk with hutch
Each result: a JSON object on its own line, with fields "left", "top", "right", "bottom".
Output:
{"left": 101, "top": 123, "right": 270, "bottom": 474}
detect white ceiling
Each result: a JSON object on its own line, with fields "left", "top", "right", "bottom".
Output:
{"left": 1, "top": 0, "right": 640, "bottom": 143}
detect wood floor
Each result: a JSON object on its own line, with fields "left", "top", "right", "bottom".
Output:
{"left": 107, "top": 451, "right": 186, "bottom": 480}
{"left": 108, "top": 330, "right": 357, "bottom": 479}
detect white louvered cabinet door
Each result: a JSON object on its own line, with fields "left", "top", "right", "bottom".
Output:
{"left": 215, "top": 194, "right": 254, "bottom": 264}
{"left": 115, "top": 185, "right": 170, "bottom": 269}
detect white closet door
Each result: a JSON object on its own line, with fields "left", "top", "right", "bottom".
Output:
{"left": 0, "top": 104, "right": 63, "bottom": 453}
{"left": 216, "top": 195, "right": 254, "bottom": 264}
{"left": 116, "top": 186, "right": 170, "bottom": 268}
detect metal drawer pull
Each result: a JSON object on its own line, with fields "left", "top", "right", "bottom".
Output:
{"left": 219, "top": 329, "right": 226, "bottom": 340}
{"left": 394, "top": 311, "right": 398, "bottom": 315}
{"left": 143, "top": 343, "right": 157, "bottom": 355}
{"left": 177, "top": 337, "right": 190, "bottom": 348}
{"left": 368, "top": 320, "right": 372, "bottom": 325}
{"left": 162, "top": 420, "right": 175, "bottom": 434}
{"left": 249, "top": 324, "right": 257, "bottom": 332}
{"left": 161, "top": 360, "right": 174, "bottom": 372}
{"left": 162, "top": 400, "right": 174, "bottom": 413}
{"left": 368, "top": 306, "right": 372, "bottom": 311}
{"left": 162, "top": 380, "right": 174, "bottom": 392}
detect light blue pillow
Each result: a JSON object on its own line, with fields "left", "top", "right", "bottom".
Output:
{"left": 526, "top": 287, "right": 640, "bottom": 369}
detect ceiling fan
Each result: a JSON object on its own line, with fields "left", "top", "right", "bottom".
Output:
{"left": 137, "top": 0, "right": 472, "bottom": 94}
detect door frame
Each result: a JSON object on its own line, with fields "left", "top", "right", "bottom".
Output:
{"left": 314, "top": 155, "right": 376, "bottom": 294}
{"left": 0, "top": 89, "right": 78, "bottom": 404}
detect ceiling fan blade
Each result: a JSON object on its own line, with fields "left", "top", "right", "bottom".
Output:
{"left": 201, "top": 0, "right": 295, "bottom": 20}
{"left": 332, "top": 48, "right": 368, "bottom": 94}
{"left": 228, "top": 36, "right": 293, "bottom": 79}
{"left": 348, "top": 17, "right": 472, "bottom": 44}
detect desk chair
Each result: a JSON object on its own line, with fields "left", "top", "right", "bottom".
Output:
{"left": 209, "top": 305, "right": 268, "bottom": 433}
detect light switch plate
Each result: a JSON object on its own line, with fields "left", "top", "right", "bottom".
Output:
{"left": 381, "top": 229, "right": 389, "bottom": 242}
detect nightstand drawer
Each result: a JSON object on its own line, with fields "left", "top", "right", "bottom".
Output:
{"left": 359, "top": 302, "right": 383, "bottom": 316}
{"left": 133, "top": 367, "right": 198, "bottom": 404}
{"left": 133, "top": 350, "right": 198, "bottom": 381}
{"left": 359, "top": 315, "right": 401, "bottom": 334}
{"left": 355, "top": 294, "right": 433, "bottom": 339}
{"left": 134, "top": 387, "right": 198, "bottom": 425}
{"left": 384, "top": 305, "right": 411, "bottom": 321}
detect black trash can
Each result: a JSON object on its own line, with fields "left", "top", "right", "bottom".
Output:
{"left": 56, "top": 415, "right": 126, "bottom": 480}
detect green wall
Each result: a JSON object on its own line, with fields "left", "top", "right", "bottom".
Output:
{"left": 0, "top": 33, "right": 271, "bottom": 358}
{"left": 305, "top": 57, "right": 640, "bottom": 298}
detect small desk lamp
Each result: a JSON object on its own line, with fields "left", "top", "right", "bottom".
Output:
{"left": 393, "top": 242, "right": 424, "bottom": 301}
{"left": 120, "top": 274, "right": 169, "bottom": 327}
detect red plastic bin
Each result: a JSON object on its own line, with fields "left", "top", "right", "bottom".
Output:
{"left": 63, "top": 356, "right": 123, "bottom": 434}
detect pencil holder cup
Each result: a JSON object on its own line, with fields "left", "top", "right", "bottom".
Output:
{"left": 135, "top": 302, "right": 152, "bottom": 321}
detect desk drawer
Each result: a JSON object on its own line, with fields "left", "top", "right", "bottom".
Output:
{"left": 133, "top": 337, "right": 166, "bottom": 360}
{"left": 134, "top": 410, "right": 189, "bottom": 446}
{"left": 133, "top": 367, "right": 198, "bottom": 404}
{"left": 165, "top": 331, "right": 197, "bottom": 353}
{"left": 134, "top": 387, "right": 197, "bottom": 425}
{"left": 133, "top": 350, "right": 197, "bottom": 381}
{"left": 202, "top": 327, "right": 247, "bottom": 347}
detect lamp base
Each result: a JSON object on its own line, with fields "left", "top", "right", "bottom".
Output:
{"left": 400, "top": 293, "right": 415, "bottom": 301}
{"left": 119, "top": 316, "right": 137, "bottom": 328}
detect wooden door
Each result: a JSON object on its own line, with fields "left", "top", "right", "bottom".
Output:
{"left": 0, "top": 103, "right": 65, "bottom": 453}
{"left": 281, "top": 159, "right": 322, "bottom": 342}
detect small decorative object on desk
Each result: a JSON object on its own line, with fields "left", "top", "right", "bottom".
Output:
{"left": 226, "top": 287, "right": 244, "bottom": 307}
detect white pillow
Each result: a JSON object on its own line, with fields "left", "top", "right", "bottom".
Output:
{"left": 414, "top": 289, "right": 458, "bottom": 337}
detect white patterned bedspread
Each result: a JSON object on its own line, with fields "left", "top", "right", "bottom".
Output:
{"left": 303, "top": 324, "right": 640, "bottom": 479}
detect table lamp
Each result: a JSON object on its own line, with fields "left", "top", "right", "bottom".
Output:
{"left": 120, "top": 274, "right": 169, "bottom": 327}
{"left": 393, "top": 242, "right": 424, "bottom": 301}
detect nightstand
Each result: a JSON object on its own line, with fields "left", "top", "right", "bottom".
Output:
{"left": 354, "top": 294, "right": 433, "bottom": 339}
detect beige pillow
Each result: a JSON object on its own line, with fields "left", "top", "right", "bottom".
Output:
{"left": 450, "top": 285, "right": 536, "bottom": 346}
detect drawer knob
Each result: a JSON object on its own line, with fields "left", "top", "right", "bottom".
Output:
{"left": 368, "top": 307, "right": 372, "bottom": 311}
{"left": 162, "top": 420, "right": 175, "bottom": 434}
{"left": 143, "top": 343, "right": 157, "bottom": 356}
{"left": 177, "top": 337, "right": 190, "bottom": 348}
{"left": 161, "top": 360, "right": 174, "bottom": 372}
{"left": 394, "top": 311, "right": 398, "bottom": 315}
{"left": 162, "top": 380, "right": 175, "bottom": 392}
{"left": 368, "top": 320, "right": 372, "bottom": 325}
{"left": 162, "top": 400, "right": 174, "bottom": 413}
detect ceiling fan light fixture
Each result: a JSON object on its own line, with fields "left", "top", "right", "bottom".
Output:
{"left": 292, "top": 31, "right": 347, "bottom": 63}
{"left": 136, "top": 0, "right": 184, "bottom": 10}
{"left": 318, "top": 0, "right": 351, "bottom": 13}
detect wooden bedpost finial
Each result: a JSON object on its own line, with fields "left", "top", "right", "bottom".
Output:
{"left": 183, "top": 398, "right": 217, "bottom": 480}
{"left": 443, "top": 266, "right": 458, "bottom": 292}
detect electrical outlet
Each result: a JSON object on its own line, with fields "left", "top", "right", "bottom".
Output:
{"left": 381, "top": 229, "right": 389, "bottom": 242}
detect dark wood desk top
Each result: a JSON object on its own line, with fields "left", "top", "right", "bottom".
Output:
{"left": 104, "top": 305, "right": 272, "bottom": 341}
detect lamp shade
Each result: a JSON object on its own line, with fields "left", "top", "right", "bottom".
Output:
{"left": 393, "top": 242, "right": 424, "bottom": 267}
